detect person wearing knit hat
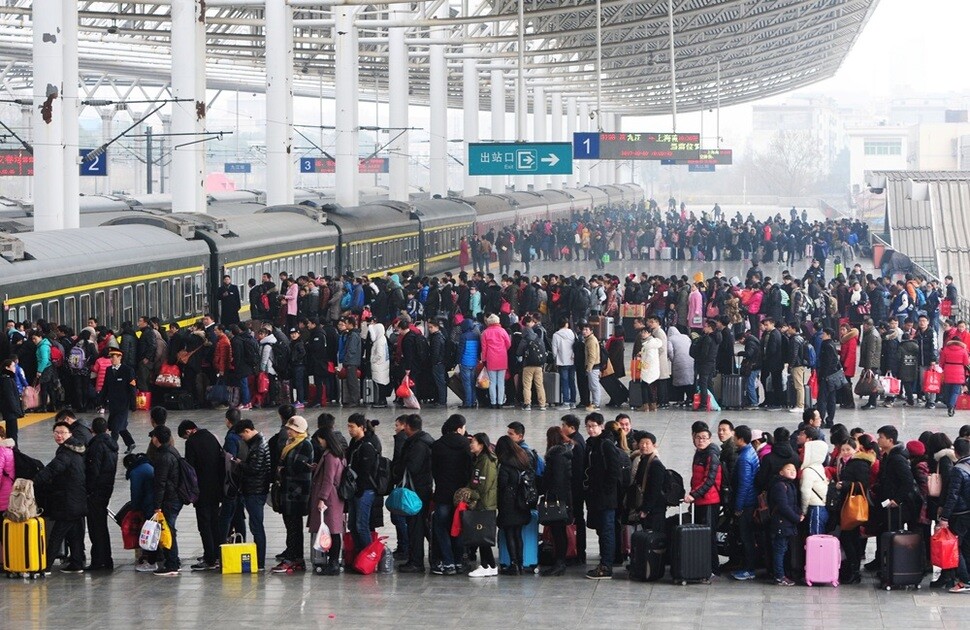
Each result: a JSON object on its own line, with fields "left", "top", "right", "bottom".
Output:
{"left": 272, "top": 415, "right": 314, "bottom": 574}
{"left": 485, "top": 314, "right": 500, "bottom": 326}
{"left": 905, "top": 440, "right": 926, "bottom": 458}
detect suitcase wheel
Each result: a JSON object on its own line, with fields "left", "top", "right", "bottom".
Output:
{"left": 805, "top": 579, "right": 812, "bottom": 586}
{"left": 314, "top": 566, "right": 324, "bottom": 576}
{"left": 832, "top": 581, "right": 839, "bottom": 587}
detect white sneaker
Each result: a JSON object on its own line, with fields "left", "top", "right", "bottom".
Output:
{"left": 135, "top": 562, "right": 158, "bottom": 573}
{"left": 789, "top": 407, "right": 804, "bottom": 414}
{"left": 468, "top": 565, "right": 498, "bottom": 578}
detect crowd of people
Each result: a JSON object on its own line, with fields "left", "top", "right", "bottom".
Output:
{"left": 2, "top": 202, "right": 970, "bottom": 589}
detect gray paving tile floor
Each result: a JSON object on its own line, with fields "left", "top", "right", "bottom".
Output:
{"left": 6, "top": 250, "right": 967, "bottom": 628}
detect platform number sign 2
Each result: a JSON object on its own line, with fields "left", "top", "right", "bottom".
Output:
{"left": 79, "top": 149, "right": 107, "bottom": 176}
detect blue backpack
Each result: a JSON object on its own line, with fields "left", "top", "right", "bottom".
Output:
{"left": 803, "top": 342, "right": 817, "bottom": 369}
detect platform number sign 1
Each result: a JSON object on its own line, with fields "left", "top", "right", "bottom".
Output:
{"left": 79, "top": 149, "right": 107, "bottom": 176}
{"left": 573, "top": 133, "right": 600, "bottom": 160}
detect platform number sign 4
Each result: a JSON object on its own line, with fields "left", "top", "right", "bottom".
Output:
{"left": 79, "top": 149, "right": 108, "bottom": 176}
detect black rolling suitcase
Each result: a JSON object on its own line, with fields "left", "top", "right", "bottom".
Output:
{"left": 669, "top": 505, "right": 712, "bottom": 585}
{"left": 880, "top": 507, "right": 923, "bottom": 590}
{"left": 162, "top": 391, "right": 195, "bottom": 411}
{"left": 601, "top": 376, "right": 629, "bottom": 408}
{"left": 628, "top": 380, "right": 644, "bottom": 409}
{"left": 721, "top": 374, "right": 744, "bottom": 409}
{"left": 629, "top": 527, "right": 666, "bottom": 582}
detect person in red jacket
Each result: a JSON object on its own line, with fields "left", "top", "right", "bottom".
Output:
{"left": 212, "top": 325, "right": 233, "bottom": 380}
{"left": 684, "top": 426, "right": 722, "bottom": 577}
{"left": 939, "top": 339, "right": 970, "bottom": 416}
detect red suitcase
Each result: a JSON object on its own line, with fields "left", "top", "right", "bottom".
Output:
{"left": 804, "top": 534, "right": 841, "bottom": 587}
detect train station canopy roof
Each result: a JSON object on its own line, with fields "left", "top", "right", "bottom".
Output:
{"left": 0, "top": 0, "right": 879, "bottom": 115}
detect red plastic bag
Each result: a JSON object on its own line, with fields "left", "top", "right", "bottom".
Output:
{"left": 451, "top": 501, "right": 468, "bottom": 538}
{"left": 342, "top": 531, "right": 379, "bottom": 567}
{"left": 941, "top": 299, "right": 953, "bottom": 317}
{"left": 257, "top": 372, "right": 270, "bottom": 394}
{"left": 121, "top": 510, "right": 145, "bottom": 550}
{"left": 808, "top": 370, "right": 819, "bottom": 400}
{"left": 923, "top": 368, "right": 942, "bottom": 395}
{"left": 931, "top": 527, "right": 960, "bottom": 569}
{"left": 353, "top": 536, "right": 387, "bottom": 575}
{"left": 958, "top": 394, "right": 970, "bottom": 411}
{"left": 135, "top": 391, "right": 152, "bottom": 411}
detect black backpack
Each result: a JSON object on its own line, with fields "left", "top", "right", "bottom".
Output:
{"left": 662, "top": 469, "right": 686, "bottom": 507}
{"left": 177, "top": 457, "right": 200, "bottom": 505}
{"left": 243, "top": 335, "right": 260, "bottom": 372}
{"left": 524, "top": 337, "right": 545, "bottom": 367}
{"left": 515, "top": 467, "right": 539, "bottom": 512}
{"left": 371, "top": 456, "right": 392, "bottom": 496}
{"left": 271, "top": 341, "right": 290, "bottom": 376}
{"left": 414, "top": 334, "right": 431, "bottom": 365}
{"left": 13, "top": 448, "right": 44, "bottom": 480}
{"left": 603, "top": 441, "right": 632, "bottom": 488}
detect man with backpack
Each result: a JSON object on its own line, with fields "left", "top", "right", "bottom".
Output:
{"left": 782, "top": 321, "right": 809, "bottom": 414}
{"left": 517, "top": 316, "right": 547, "bottom": 411}
{"left": 583, "top": 413, "right": 621, "bottom": 580}
{"left": 177, "top": 420, "right": 225, "bottom": 572}
{"left": 148, "top": 425, "right": 183, "bottom": 576}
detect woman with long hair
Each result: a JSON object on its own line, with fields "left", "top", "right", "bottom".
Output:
{"left": 307, "top": 423, "right": 346, "bottom": 575}
{"left": 495, "top": 435, "right": 532, "bottom": 575}
{"left": 540, "top": 426, "right": 572, "bottom": 576}
{"left": 466, "top": 433, "right": 499, "bottom": 578}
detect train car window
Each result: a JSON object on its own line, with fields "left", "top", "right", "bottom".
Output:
{"left": 270, "top": 259, "right": 278, "bottom": 279}
{"left": 195, "top": 273, "right": 204, "bottom": 313}
{"left": 148, "top": 282, "right": 158, "bottom": 320}
{"left": 47, "top": 300, "right": 59, "bottom": 325}
{"left": 286, "top": 257, "right": 294, "bottom": 276}
{"left": 30, "top": 302, "right": 43, "bottom": 323}
{"left": 122, "top": 286, "right": 133, "bottom": 323}
{"left": 6, "top": 308, "right": 14, "bottom": 323}
{"left": 108, "top": 289, "right": 120, "bottom": 330}
{"left": 160, "top": 280, "right": 170, "bottom": 321}
{"left": 79, "top": 294, "right": 92, "bottom": 323}
{"left": 95, "top": 291, "right": 106, "bottom": 325}
{"left": 18, "top": 306, "right": 26, "bottom": 322}
{"left": 172, "top": 278, "right": 182, "bottom": 317}
{"left": 246, "top": 265, "right": 254, "bottom": 292}
{"left": 63, "top": 296, "right": 77, "bottom": 331}
{"left": 183, "top": 276, "right": 193, "bottom": 316}
{"left": 135, "top": 284, "right": 146, "bottom": 317}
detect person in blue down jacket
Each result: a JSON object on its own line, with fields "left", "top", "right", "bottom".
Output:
{"left": 938, "top": 438, "right": 970, "bottom": 594}
{"left": 731, "top": 425, "right": 760, "bottom": 582}
{"left": 768, "top": 462, "right": 803, "bottom": 586}
{"left": 457, "top": 319, "right": 481, "bottom": 409}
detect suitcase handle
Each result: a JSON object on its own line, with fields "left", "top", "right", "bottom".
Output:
{"left": 677, "top": 501, "right": 693, "bottom": 525}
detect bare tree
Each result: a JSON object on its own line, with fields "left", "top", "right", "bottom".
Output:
{"left": 751, "top": 130, "right": 824, "bottom": 196}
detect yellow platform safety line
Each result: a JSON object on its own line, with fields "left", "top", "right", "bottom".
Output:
{"left": 1, "top": 412, "right": 56, "bottom": 433}
{"left": 4, "top": 265, "right": 206, "bottom": 306}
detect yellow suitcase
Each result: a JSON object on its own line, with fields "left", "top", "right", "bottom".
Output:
{"left": 3, "top": 517, "right": 47, "bottom": 575}
{"left": 221, "top": 540, "right": 258, "bottom": 574}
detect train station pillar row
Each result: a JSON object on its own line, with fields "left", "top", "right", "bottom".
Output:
{"left": 566, "top": 97, "right": 578, "bottom": 189}
{"left": 387, "top": 7, "right": 409, "bottom": 203}
{"left": 31, "top": 0, "right": 72, "bottom": 231}
{"left": 578, "top": 102, "right": 591, "bottom": 187}
{"left": 171, "top": 0, "right": 208, "bottom": 213}
{"left": 490, "top": 63, "right": 506, "bottom": 194}
{"left": 334, "top": 7, "right": 360, "bottom": 208}
{"left": 462, "top": 44, "right": 480, "bottom": 198}
{"left": 429, "top": 1, "right": 449, "bottom": 199}
{"left": 549, "top": 91, "right": 563, "bottom": 190}
{"left": 265, "top": 0, "right": 294, "bottom": 207}
{"left": 532, "top": 86, "right": 546, "bottom": 192}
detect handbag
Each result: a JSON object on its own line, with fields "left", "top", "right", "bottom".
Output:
{"left": 21, "top": 384, "right": 39, "bottom": 410}
{"left": 808, "top": 370, "right": 819, "bottom": 399}
{"left": 601, "top": 358, "right": 615, "bottom": 378}
{"left": 753, "top": 491, "right": 770, "bottom": 525}
{"left": 206, "top": 377, "right": 230, "bottom": 405}
{"left": 257, "top": 371, "right": 270, "bottom": 394}
{"left": 825, "top": 368, "right": 848, "bottom": 391}
{"left": 928, "top": 471, "right": 943, "bottom": 498}
{"left": 537, "top": 499, "right": 570, "bottom": 525}
{"left": 629, "top": 358, "right": 642, "bottom": 382}
{"left": 854, "top": 369, "right": 882, "bottom": 397}
{"left": 120, "top": 510, "right": 145, "bottom": 550}
{"left": 155, "top": 363, "right": 182, "bottom": 389}
{"left": 459, "top": 509, "right": 497, "bottom": 547}
{"left": 922, "top": 367, "right": 943, "bottom": 394}
{"left": 386, "top": 471, "right": 423, "bottom": 516}
{"left": 879, "top": 372, "right": 901, "bottom": 396}
{"left": 476, "top": 371, "right": 490, "bottom": 390}
{"left": 840, "top": 482, "right": 869, "bottom": 530}
{"left": 267, "top": 481, "right": 284, "bottom": 513}
{"left": 395, "top": 375, "right": 414, "bottom": 399}
{"left": 941, "top": 299, "right": 953, "bottom": 317}
{"left": 931, "top": 527, "right": 960, "bottom": 570}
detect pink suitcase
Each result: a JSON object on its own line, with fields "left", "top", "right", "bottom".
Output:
{"left": 804, "top": 534, "right": 841, "bottom": 587}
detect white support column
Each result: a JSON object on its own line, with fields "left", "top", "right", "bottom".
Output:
{"left": 462, "top": 48, "right": 479, "bottom": 197}
{"left": 532, "top": 85, "right": 545, "bottom": 191}
{"left": 607, "top": 113, "right": 618, "bottom": 184}
{"left": 612, "top": 114, "right": 622, "bottom": 184}
{"left": 578, "top": 102, "right": 590, "bottom": 187}
{"left": 334, "top": 7, "right": 359, "bottom": 207}
{"left": 428, "top": 2, "right": 448, "bottom": 198}
{"left": 490, "top": 63, "right": 505, "bottom": 194}
{"left": 265, "top": 0, "right": 293, "bottom": 207}
{"left": 565, "top": 96, "right": 577, "bottom": 189}
{"left": 387, "top": 7, "right": 409, "bottom": 202}
{"left": 100, "top": 109, "right": 114, "bottom": 194}
{"left": 171, "top": 0, "right": 207, "bottom": 212}
{"left": 61, "top": 0, "right": 79, "bottom": 228}
{"left": 32, "top": 0, "right": 65, "bottom": 231}
{"left": 549, "top": 91, "right": 563, "bottom": 189}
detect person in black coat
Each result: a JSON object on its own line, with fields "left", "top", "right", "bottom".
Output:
{"left": 836, "top": 436, "right": 875, "bottom": 583}
{"left": 305, "top": 319, "right": 329, "bottom": 407}
{"left": 632, "top": 433, "right": 667, "bottom": 533}
{"left": 99, "top": 349, "right": 136, "bottom": 453}
{"left": 690, "top": 321, "right": 718, "bottom": 410}
{"left": 85, "top": 417, "right": 118, "bottom": 571}
{"left": 561, "top": 415, "right": 587, "bottom": 563}
{"left": 583, "top": 413, "right": 621, "bottom": 579}
{"left": 149, "top": 425, "right": 183, "bottom": 574}
{"left": 760, "top": 318, "right": 785, "bottom": 408}
{"left": 34, "top": 422, "right": 88, "bottom": 572}
{"left": 495, "top": 435, "right": 533, "bottom": 575}
{"left": 0, "top": 358, "right": 24, "bottom": 444}
{"left": 715, "top": 317, "right": 736, "bottom": 376}
{"left": 393, "top": 414, "right": 434, "bottom": 573}
{"left": 217, "top": 275, "right": 242, "bottom": 326}
{"left": 755, "top": 428, "right": 801, "bottom": 493}
{"left": 768, "top": 463, "right": 802, "bottom": 585}
{"left": 345, "top": 415, "right": 384, "bottom": 552}
{"left": 430, "top": 415, "right": 472, "bottom": 574}
{"left": 178, "top": 420, "right": 226, "bottom": 571}
{"left": 540, "top": 427, "right": 573, "bottom": 576}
